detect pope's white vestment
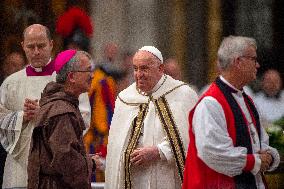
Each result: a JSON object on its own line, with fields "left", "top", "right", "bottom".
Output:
{"left": 105, "top": 75, "right": 198, "bottom": 189}
{"left": 0, "top": 68, "right": 90, "bottom": 189}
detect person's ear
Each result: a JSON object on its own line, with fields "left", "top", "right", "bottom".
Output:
{"left": 67, "top": 72, "right": 76, "bottom": 83}
{"left": 21, "top": 41, "right": 25, "bottom": 51}
{"left": 232, "top": 56, "right": 241, "bottom": 68}
{"left": 159, "top": 64, "right": 164, "bottom": 72}
{"left": 49, "top": 40, "right": 54, "bottom": 50}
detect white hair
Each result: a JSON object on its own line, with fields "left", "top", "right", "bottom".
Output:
{"left": 217, "top": 36, "right": 257, "bottom": 70}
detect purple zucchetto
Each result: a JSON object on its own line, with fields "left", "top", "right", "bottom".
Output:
{"left": 54, "top": 49, "right": 77, "bottom": 73}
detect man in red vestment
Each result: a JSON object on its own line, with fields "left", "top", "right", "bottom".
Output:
{"left": 183, "top": 36, "right": 280, "bottom": 189}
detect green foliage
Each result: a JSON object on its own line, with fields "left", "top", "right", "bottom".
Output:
{"left": 266, "top": 117, "right": 284, "bottom": 154}
{"left": 273, "top": 117, "right": 284, "bottom": 128}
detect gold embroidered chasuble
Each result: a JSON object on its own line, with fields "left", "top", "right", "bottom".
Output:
{"left": 105, "top": 75, "right": 198, "bottom": 189}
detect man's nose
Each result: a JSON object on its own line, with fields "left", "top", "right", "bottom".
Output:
{"left": 256, "top": 61, "right": 260, "bottom": 68}
{"left": 136, "top": 69, "right": 143, "bottom": 77}
{"left": 34, "top": 47, "right": 40, "bottom": 54}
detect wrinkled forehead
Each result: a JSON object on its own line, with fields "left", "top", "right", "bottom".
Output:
{"left": 25, "top": 27, "right": 43, "bottom": 35}
{"left": 23, "top": 35, "right": 50, "bottom": 46}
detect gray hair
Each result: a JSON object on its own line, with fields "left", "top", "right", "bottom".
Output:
{"left": 217, "top": 36, "right": 257, "bottom": 70}
{"left": 56, "top": 51, "right": 91, "bottom": 83}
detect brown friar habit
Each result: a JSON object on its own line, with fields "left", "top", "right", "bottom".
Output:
{"left": 27, "top": 82, "right": 93, "bottom": 189}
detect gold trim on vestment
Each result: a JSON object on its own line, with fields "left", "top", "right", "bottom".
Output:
{"left": 118, "top": 95, "right": 144, "bottom": 106}
{"left": 154, "top": 96, "right": 185, "bottom": 182}
{"left": 118, "top": 82, "right": 187, "bottom": 107}
{"left": 122, "top": 81, "right": 188, "bottom": 187}
{"left": 124, "top": 104, "right": 149, "bottom": 189}
{"left": 163, "top": 83, "right": 187, "bottom": 96}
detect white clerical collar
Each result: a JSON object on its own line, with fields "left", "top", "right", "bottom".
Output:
{"left": 29, "top": 58, "right": 52, "bottom": 72}
{"left": 220, "top": 75, "right": 243, "bottom": 96}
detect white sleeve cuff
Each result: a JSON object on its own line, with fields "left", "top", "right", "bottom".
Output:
{"left": 157, "top": 141, "right": 173, "bottom": 162}
{"left": 8, "top": 111, "right": 24, "bottom": 153}
{"left": 251, "top": 154, "right": 261, "bottom": 175}
{"left": 267, "top": 147, "right": 280, "bottom": 172}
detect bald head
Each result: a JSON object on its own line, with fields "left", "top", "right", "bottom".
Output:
{"left": 21, "top": 24, "right": 53, "bottom": 68}
{"left": 23, "top": 24, "right": 51, "bottom": 41}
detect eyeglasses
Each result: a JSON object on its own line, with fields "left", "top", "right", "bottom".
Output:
{"left": 73, "top": 61, "right": 96, "bottom": 72}
{"left": 239, "top": 55, "right": 258, "bottom": 64}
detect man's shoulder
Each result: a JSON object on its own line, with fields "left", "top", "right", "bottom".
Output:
{"left": 118, "top": 82, "right": 136, "bottom": 97}
{"left": 116, "top": 83, "right": 149, "bottom": 106}
{"left": 175, "top": 82, "right": 197, "bottom": 94}
{"left": 40, "top": 99, "right": 78, "bottom": 119}
{"left": 165, "top": 76, "right": 198, "bottom": 97}
{"left": 1, "top": 69, "right": 26, "bottom": 85}
{"left": 201, "top": 82, "right": 223, "bottom": 97}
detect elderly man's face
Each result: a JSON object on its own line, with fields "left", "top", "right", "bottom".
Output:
{"left": 133, "top": 51, "right": 164, "bottom": 93}
{"left": 71, "top": 54, "right": 93, "bottom": 95}
{"left": 22, "top": 25, "right": 53, "bottom": 68}
{"left": 238, "top": 46, "right": 259, "bottom": 84}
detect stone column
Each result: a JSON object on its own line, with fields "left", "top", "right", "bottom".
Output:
{"left": 90, "top": 0, "right": 159, "bottom": 61}
{"left": 207, "top": 0, "right": 222, "bottom": 82}
{"left": 126, "top": 0, "right": 158, "bottom": 51}
{"left": 235, "top": 0, "right": 273, "bottom": 49}
{"left": 90, "top": 0, "right": 128, "bottom": 61}
{"left": 186, "top": 1, "right": 208, "bottom": 88}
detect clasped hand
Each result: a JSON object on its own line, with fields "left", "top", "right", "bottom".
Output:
{"left": 130, "top": 146, "right": 160, "bottom": 167}
{"left": 23, "top": 98, "right": 39, "bottom": 123}
{"left": 259, "top": 150, "right": 273, "bottom": 172}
